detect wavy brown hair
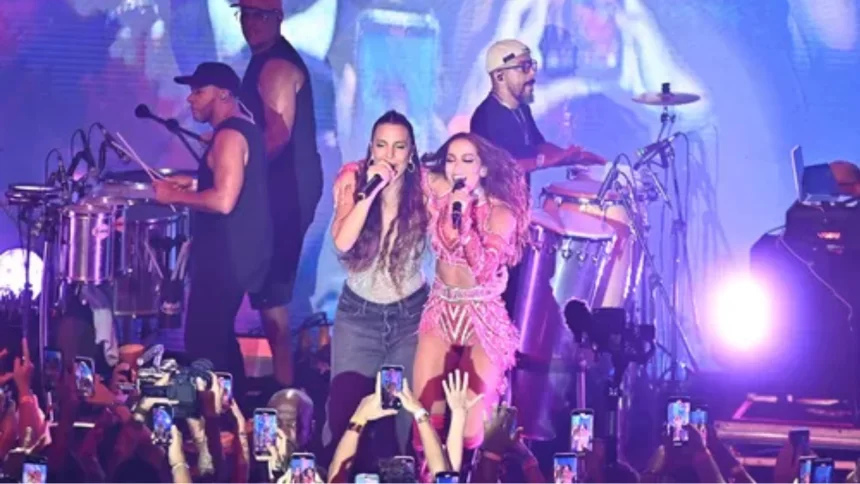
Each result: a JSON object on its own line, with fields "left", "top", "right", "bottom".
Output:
{"left": 339, "top": 111, "right": 428, "bottom": 289}
{"left": 425, "top": 132, "right": 530, "bottom": 264}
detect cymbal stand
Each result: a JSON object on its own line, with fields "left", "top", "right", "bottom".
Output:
{"left": 612, "top": 176, "right": 699, "bottom": 377}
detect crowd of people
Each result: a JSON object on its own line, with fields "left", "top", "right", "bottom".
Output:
{"left": 2, "top": 334, "right": 860, "bottom": 483}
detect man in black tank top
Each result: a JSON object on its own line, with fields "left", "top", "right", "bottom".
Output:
{"left": 154, "top": 62, "right": 272, "bottom": 388}
{"left": 233, "top": 0, "right": 323, "bottom": 388}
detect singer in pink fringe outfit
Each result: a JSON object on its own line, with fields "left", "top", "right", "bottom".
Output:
{"left": 412, "top": 132, "right": 530, "bottom": 452}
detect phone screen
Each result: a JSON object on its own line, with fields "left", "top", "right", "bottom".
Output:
{"left": 812, "top": 458, "right": 834, "bottom": 483}
{"left": 253, "top": 408, "right": 278, "bottom": 460}
{"left": 43, "top": 349, "right": 62, "bottom": 391}
{"left": 553, "top": 453, "right": 578, "bottom": 484}
{"left": 216, "top": 372, "right": 233, "bottom": 410}
{"left": 380, "top": 365, "right": 404, "bottom": 410}
{"left": 289, "top": 453, "right": 316, "bottom": 484}
{"left": 355, "top": 474, "right": 380, "bottom": 483}
{"left": 74, "top": 357, "right": 95, "bottom": 398}
{"left": 690, "top": 405, "right": 708, "bottom": 443}
{"left": 435, "top": 472, "right": 460, "bottom": 483}
{"left": 150, "top": 403, "right": 173, "bottom": 446}
{"left": 22, "top": 457, "right": 48, "bottom": 484}
{"left": 570, "top": 409, "right": 594, "bottom": 452}
{"left": 667, "top": 397, "right": 691, "bottom": 444}
{"left": 798, "top": 456, "right": 814, "bottom": 484}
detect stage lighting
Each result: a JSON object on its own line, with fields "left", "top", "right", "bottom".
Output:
{"left": 0, "top": 248, "right": 44, "bottom": 298}
{"left": 709, "top": 272, "right": 772, "bottom": 352}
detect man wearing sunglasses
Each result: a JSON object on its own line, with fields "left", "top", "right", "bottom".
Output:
{"left": 233, "top": 0, "right": 324, "bottom": 389}
{"left": 470, "top": 39, "right": 603, "bottom": 178}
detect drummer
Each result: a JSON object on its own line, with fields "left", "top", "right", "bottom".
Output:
{"left": 469, "top": 39, "right": 605, "bottom": 314}
{"left": 470, "top": 39, "right": 605, "bottom": 180}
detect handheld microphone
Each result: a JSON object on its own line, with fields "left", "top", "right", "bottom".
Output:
{"left": 634, "top": 133, "right": 680, "bottom": 169}
{"left": 358, "top": 173, "right": 383, "bottom": 200}
{"left": 135, "top": 104, "right": 205, "bottom": 143}
{"left": 451, "top": 178, "right": 467, "bottom": 230}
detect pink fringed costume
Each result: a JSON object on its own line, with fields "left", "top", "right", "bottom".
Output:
{"left": 419, "top": 180, "right": 521, "bottom": 391}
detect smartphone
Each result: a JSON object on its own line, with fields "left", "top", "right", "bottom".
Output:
{"left": 354, "top": 9, "right": 440, "bottom": 154}
{"left": 394, "top": 455, "right": 415, "bottom": 473}
{"left": 289, "top": 452, "right": 316, "bottom": 484}
{"left": 798, "top": 456, "right": 815, "bottom": 484}
{"left": 215, "top": 372, "right": 233, "bottom": 411}
{"left": 149, "top": 403, "right": 173, "bottom": 446}
{"left": 666, "top": 397, "right": 691, "bottom": 444}
{"left": 690, "top": 404, "right": 708, "bottom": 444}
{"left": 790, "top": 429, "right": 812, "bottom": 457}
{"left": 812, "top": 458, "right": 834, "bottom": 483}
{"left": 570, "top": 408, "right": 594, "bottom": 453}
{"left": 355, "top": 474, "right": 380, "bottom": 483}
{"left": 553, "top": 452, "right": 578, "bottom": 484}
{"left": 435, "top": 471, "right": 460, "bottom": 483}
{"left": 380, "top": 365, "right": 404, "bottom": 410}
{"left": 21, "top": 454, "right": 48, "bottom": 484}
{"left": 74, "top": 357, "right": 96, "bottom": 398}
{"left": 43, "top": 348, "right": 62, "bottom": 391}
{"left": 253, "top": 408, "right": 278, "bottom": 461}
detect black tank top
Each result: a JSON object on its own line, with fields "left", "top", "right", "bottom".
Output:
{"left": 192, "top": 117, "right": 272, "bottom": 292}
{"left": 240, "top": 37, "right": 319, "bottom": 230}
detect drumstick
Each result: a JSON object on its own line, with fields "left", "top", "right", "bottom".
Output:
{"left": 113, "top": 132, "right": 164, "bottom": 181}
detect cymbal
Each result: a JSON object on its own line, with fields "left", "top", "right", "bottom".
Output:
{"left": 632, "top": 91, "right": 701, "bottom": 106}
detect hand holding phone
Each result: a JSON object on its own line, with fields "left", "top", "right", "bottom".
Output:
{"left": 289, "top": 453, "right": 316, "bottom": 484}
{"left": 553, "top": 453, "right": 578, "bottom": 484}
{"left": 570, "top": 409, "right": 594, "bottom": 453}
{"left": 666, "top": 397, "right": 691, "bottom": 444}
{"left": 253, "top": 408, "right": 278, "bottom": 461}
{"left": 22, "top": 455, "right": 48, "bottom": 484}
{"left": 380, "top": 365, "right": 404, "bottom": 410}
{"left": 149, "top": 403, "right": 174, "bottom": 446}
{"left": 74, "top": 357, "right": 96, "bottom": 398}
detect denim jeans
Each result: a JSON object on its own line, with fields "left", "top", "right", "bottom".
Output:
{"left": 323, "top": 283, "right": 428, "bottom": 455}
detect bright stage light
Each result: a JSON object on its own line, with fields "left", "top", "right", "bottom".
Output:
{"left": 709, "top": 273, "right": 772, "bottom": 352}
{"left": 0, "top": 248, "right": 44, "bottom": 298}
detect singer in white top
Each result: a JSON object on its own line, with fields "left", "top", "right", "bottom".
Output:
{"left": 324, "top": 110, "right": 429, "bottom": 455}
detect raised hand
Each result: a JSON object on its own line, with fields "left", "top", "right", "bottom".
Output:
{"left": 481, "top": 404, "right": 521, "bottom": 455}
{"left": 443, "top": 370, "right": 484, "bottom": 416}
{"left": 352, "top": 373, "right": 398, "bottom": 424}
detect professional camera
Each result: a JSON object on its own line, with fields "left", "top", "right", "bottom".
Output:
{"left": 137, "top": 346, "right": 213, "bottom": 419}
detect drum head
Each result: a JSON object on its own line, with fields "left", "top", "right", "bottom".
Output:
{"left": 544, "top": 178, "right": 621, "bottom": 202}
{"left": 63, "top": 202, "right": 114, "bottom": 215}
{"left": 125, "top": 203, "right": 183, "bottom": 223}
{"left": 103, "top": 168, "right": 196, "bottom": 184}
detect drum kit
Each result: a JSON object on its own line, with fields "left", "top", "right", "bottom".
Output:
{"left": 512, "top": 83, "right": 703, "bottom": 440}
{"left": 3, "top": 128, "right": 194, "bottom": 390}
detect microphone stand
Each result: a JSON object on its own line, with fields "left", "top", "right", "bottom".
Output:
{"left": 614, "top": 178, "right": 699, "bottom": 376}
{"left": 169, "top": 124, "right": 204, "bottom": 165}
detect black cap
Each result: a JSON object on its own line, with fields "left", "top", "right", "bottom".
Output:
{"left": 174, "top": 62, "right": 241, "bottom": 95}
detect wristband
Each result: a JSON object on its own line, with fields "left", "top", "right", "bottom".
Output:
{"left": 171, "top": 462, "right": 190, "bottom": 472}
{"left": 413, "top": 408, "right": 430, "bottom": 423}
{"left": 347, "top": 420, "right": 365, "bottom": 434}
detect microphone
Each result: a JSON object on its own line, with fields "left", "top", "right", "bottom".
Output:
{"left": 135, "top": 104, "right": 205, "bottom": 143}
{"left": 358, "top": 173, "right": 383, "bottom": 200}
{"left": 596, "top": 157, "right": 621, "bottom": 203}
{"left": 95, "top": 123, "right": 131, "bottom": 162}
{"left": 451, "top": 178, "right": 467, "bottom": 230}
{"left": 634, "top": 133, "right": 680, "bottom": 169}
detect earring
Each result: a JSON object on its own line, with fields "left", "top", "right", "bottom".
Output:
{"left": 407, "top": 160, "right": 416, "bottom": 172}
{"left": 480, "top": 168, "right": 488, "bottom": 177}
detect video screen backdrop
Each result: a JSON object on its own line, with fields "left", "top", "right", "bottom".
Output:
{"left": 1, "top": 0, "right": 858, "bottom": 339}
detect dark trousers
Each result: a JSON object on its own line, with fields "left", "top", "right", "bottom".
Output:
{"left": 185, "top": 270, "right": 248, "bottom": 393}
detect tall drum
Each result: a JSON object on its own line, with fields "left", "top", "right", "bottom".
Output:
{"left": 512, "top": 178, "right": 641, "bottom": 441}
{"left": 61, "top": 203, "right": 122, "bottom": 284}
{"left": 113, "top": 203, "right": 189, "bottom": 317}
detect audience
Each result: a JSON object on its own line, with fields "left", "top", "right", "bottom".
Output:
{"left": 0, "top": 336, "right": 856, "bottom": 483}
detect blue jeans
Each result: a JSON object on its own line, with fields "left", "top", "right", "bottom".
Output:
{"left": 324, "top": 283, "right": 428, "bottom": 454}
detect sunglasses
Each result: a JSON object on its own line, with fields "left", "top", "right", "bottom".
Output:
{"left": 233, "top": 7, "right": 281, "bottom": 22}
{"left": 497, "top": 59, "right": 539, "bottom": 74}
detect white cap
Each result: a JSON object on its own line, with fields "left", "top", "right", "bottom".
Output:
{"left": 485, "top": 39, "right": 531, "bottom": 73}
